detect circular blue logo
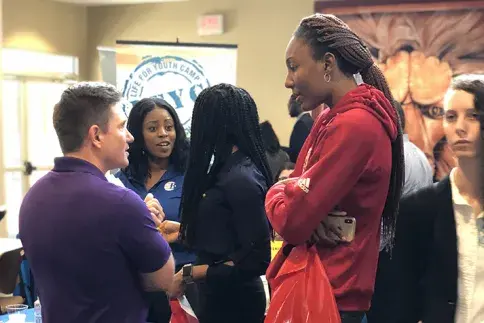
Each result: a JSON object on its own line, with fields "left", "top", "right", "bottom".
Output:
{"left": 164, "top": 181, "right": 176, "bottom": 191}
{"left": 122, "top": 55, "right": 210, "bottom": 132}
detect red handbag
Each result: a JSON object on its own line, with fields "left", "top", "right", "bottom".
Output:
{"left": 169, "top": 298, "right": 198, "bottom": 323}
{"left": 265, "top": 244, "right": 341, "bottom": 323}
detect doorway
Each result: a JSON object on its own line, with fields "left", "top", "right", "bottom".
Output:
{"left": 2, "top": 77, "right": 70, "bottom": 237}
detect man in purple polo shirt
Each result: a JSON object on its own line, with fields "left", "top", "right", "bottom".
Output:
{"left": 19, "top": 82, "right": 175, "bottom": 323}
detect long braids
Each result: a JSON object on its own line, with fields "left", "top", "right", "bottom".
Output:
{"left": 179, "top": 83, "right": 272, "bottom": 247}
{"left": 295, "top": 14, "right": 405, "bottom": 252}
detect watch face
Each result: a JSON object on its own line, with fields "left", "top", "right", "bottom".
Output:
{"left": 183, "top": 265, "right": 193, "bottom": 278}
{"left": 182, "top": 265, "right": 194, "bottom": 284}
{"left": 183, "top": 266, "right": 189, "bottom": 276}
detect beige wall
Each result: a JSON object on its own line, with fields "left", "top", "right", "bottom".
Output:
{"left": 1, "top": 0, "right": 313, "bottom": 142}
{"left": 3, "top": 0, "right": 88, "bottom": 79}
{"left": 0, "top": 0, "right": 87, "bottom": 236}
{"left": 0, "top": 0, "right": 5, "bottom": 237}
{"left": 87, "top": 0, "right": 313, "bottom": 144}
{"left": 0, "top": 0, "right": 312, "bottom": 235}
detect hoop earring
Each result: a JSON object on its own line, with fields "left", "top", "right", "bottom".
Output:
{"left": 324, "top": 73, "right": 331, "bottom": 83}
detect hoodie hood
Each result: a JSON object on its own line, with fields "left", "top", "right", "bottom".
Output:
{"left": 328, "top": 84, "right": 398, "bottom": 141}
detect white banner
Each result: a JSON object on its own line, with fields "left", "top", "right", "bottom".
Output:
{"left": 114, "top": 43, "right": 238, "bottom": 133}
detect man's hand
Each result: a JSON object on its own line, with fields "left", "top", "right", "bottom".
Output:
{"left": 144, "top": 193, "right": 165, "bottom": 227}
{"left": 158, "top": 221, "right": 180, "bottom": 243}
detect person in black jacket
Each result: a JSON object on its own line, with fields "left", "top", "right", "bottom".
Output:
{"left": 367, "top": 103, "right": 433, "bottom": 323}
{"left": 260, "top": 121, "right": 290, "bottom": 181}
{"left": 169, "top": 84, "right": 272, "bottom": 323}
{"left": 287, "top": 95, "right": 313, "bottom": 162}
{"left": 388, "top": 76, "right": 483, "bottom": 323}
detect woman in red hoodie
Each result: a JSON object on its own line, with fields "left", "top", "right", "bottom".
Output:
{"left": 265, "top": 14, "right": 404, "bottom": 323}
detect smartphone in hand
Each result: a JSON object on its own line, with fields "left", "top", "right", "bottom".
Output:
{"left": 324, "top": 214, "right": 356, "bottom": 243}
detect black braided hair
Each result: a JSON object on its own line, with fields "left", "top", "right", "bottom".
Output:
{"left": 295, "top": 13, "right": 405, "bottom": 252}
{"left": 122, "top": 97, "right": 189, "bottom": 183}
{"left": 179, "top": 83, "right": 273, "bottom": 246}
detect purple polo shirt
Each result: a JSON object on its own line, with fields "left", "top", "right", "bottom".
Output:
{"left": 19, "top": 157, "right": 172, "bottom": 323}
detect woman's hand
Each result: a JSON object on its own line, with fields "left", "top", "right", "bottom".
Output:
{"left": 158, "top": 221, "right": 180, "bottom": 243}
{"left": 310, "top": 211, "right": 346, "bottom": 247}
{"left": 144, "top": 193, "right": 165, "bottom": 226}
{"left": 310, "top": 222, "right": 341, "bottom": 247}
{"left": 168, "top": 270, "right": 185, "bottom": 299}
{"left": 276, "top": 177, "right": 297, "bottom": 185}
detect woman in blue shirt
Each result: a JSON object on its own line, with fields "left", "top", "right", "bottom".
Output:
{"left": 116, "top": 97, "right": 196, "bottom": 323}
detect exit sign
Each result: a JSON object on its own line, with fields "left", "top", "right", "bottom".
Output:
{"left": 197, "top": 15, "right": 224, "bottom": 36}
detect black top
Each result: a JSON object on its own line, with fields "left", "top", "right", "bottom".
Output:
{"left": 289, "top": 113, "right": 313, "bottom": 163}
{"left": 386, "top": 177, "right": 458, "bottom": 323}
{"left": 192, "top": 151, "right": 271, "bottom": 286}
{"left": 266, "top": 150, "right": 290, "bottom": 181}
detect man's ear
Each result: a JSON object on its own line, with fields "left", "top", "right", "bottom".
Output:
{"left": 87, "top": 125, "right": 103, "bottom": 149}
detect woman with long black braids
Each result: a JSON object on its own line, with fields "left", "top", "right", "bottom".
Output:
{"left": 169, "top": 83, "right": 272, "bottom": 323}
{"left": 265, "top": 14, "right": 404, "bottom": 323}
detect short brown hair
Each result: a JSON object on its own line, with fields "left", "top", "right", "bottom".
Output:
{"left": 53, "top": 82, "right": 122, "bottom": 153}
{"left": 451, "top": 77, "right": 484, "bottom": 114}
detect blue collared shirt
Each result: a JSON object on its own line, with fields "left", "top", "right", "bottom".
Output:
{"left": 116, "top": 167, "right": 196, "bottom": 266}
{"left": 402, "top": 134, "right": 434, "bottom": 197}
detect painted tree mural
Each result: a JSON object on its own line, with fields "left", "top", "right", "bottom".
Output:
{"left": 338, "top": 10, "right": 484, "bottom": 179}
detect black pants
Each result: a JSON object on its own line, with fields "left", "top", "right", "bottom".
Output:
{"left": 340, "top": 311, "right": 365, "bottom": 323}
{"left": 196, "top": 277, "right": 266, "bottom": 323}
{"left": 366, "top": 250, "right": 392, "bottom": 323}
{"left": 145, "top": 268, "right": 200, "bottom": 323}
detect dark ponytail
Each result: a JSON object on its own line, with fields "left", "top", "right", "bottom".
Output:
{"left": 361, "top": 65, "right": 405, "bottom": 253}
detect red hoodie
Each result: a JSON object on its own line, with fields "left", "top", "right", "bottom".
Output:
{"left": 266, "top": 84, "right": 398, "bottom": 311}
